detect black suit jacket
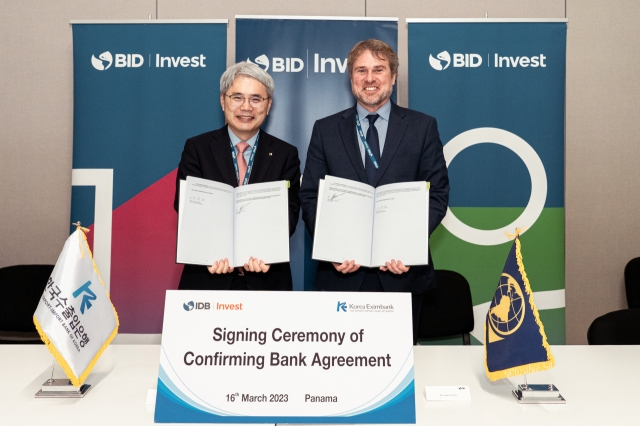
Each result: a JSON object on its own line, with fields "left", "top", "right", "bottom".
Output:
{"left": 174, "top": 125, "right": 301, "bottom": 291}
{"left": 299, "top": 102, "right": 449, "bottom": 295}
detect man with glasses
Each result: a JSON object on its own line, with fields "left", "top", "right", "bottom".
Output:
{"left": 300, "top": 40, "right": 449, "bottom": 343}
{"left": 174, "top": 62, "right": 300, "bottom": 291}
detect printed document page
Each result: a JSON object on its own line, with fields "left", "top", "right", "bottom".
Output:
{"left": 371, "top": 181, "right": 429, "bottom": 267}
{"left": 177, "top": 179, "right": 186, "bottom": 243}
{"left": 233, "top": 180, "right": 289, "bottom": 267}
{"left": 177, "top": 176, "right": 234, "bottom": 265}
{"left": 312, "top": 175, "right": 375, "bottom": 266}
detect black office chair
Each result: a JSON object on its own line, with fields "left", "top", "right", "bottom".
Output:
{"left": 418, "top": 270, "right": 474, "bottom": 345}
{"left": 587, "top": 309, "right": 640, "bottom": 345}
{"left": 0, "top": 264, "right": 54, "bottom": 344}
{"left": 624, "top": 257, "right": 640, "bottom": 309}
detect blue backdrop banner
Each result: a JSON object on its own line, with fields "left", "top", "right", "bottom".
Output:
{"left": 71, "top": 21, "right": 227, "bottom": 333}
{"left": 236, "top": 17, "right": 398, "bottom": 291}
{"left": 408, "top": 20, "right": 567, "bottom": 345}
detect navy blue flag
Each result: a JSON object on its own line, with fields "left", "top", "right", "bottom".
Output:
{"left": 485, "top": 233, "right": 554, "bottom": 380}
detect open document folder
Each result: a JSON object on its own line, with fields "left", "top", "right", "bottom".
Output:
{"left": 177, "top": 176, "right": 289, "bottom": 267}
{"left": 312, "top": 175, "right": 429, "bottom": 268}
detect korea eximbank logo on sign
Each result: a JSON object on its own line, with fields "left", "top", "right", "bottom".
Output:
{"left": 247, "top": 53, "right": 347, "bottom": 74}
{"left": 91, "top": 51, "right": 207, "bottom": 70}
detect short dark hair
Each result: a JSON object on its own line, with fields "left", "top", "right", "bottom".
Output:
{"left": 347, "top": 39, "right": 399, "bottom": 77}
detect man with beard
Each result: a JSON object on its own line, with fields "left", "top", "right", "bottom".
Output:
{"left": 299, "top": 39, "right": 449, "bottom": 343}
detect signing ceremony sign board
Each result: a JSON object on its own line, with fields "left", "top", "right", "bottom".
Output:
{"left": 154, "top": 291, "right": 415, "bottom": 423}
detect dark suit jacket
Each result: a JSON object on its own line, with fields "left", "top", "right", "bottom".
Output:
{"left": 174, "top": 125, "right": 301, "bottom": 291}
{"left": 299, "top": 102, "right": 449, "bottom": 295}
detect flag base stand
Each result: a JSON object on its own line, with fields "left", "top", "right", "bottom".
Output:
{"left": 34, "top": 379, "right": 92, "bottom": 398}
{"left": 512, "top": 384, "right": 566, "bottom": 404}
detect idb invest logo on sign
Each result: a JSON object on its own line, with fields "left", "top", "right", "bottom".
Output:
{"left": 91, "top": 51, "right": 207, "bottom": 70}
{"left": 248, "top": 53, "right": 304, "bottom": 73}
{"left": 429, "top": 51, "right": 450, "bottom": 70}
{"left": 183, "top": 301, "right": 211, "bottom": 311}
{"left": 91, "top": 51, "right": 143, "bottom": 70}
{"left": 429, "top": 50, "right": 482, "bottom": 70}
{"left": 246, "top": 54, "right": 270, "bottom": 71}
{"left": 246, "top": 53, "right": 345, "bottom": 74}
{"left": 91, "top": 51, "right": 113, "bottom": 70}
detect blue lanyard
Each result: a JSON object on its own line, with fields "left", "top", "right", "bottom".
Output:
{"left": 355, "top": 114, "right": 379, "bottom": 169}
{"left": 230, "top": 132, "right": 259, "bottom": 186}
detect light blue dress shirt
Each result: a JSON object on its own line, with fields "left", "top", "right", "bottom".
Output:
{"left": 355, "top": 100, "right": 391, "bottom": 166}
{"left": 228, "top": 128, "right": 259, "bottom": 167}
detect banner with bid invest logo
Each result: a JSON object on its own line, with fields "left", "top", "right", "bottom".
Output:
{"left": 70, "top": 21, "right": 227, "bottom": 333}
{"left": 155, "top": 291, "right": 415, "bottom": 423}
{"left": 408, "top": 20, "right": 567, "bottom": 344}
{"left": 235, "top": 16, "right": 398, "bottom": 291}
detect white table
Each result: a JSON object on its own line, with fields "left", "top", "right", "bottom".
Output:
{"left": 414, "top": 345, "right": 640, "bottom": 425}
{"left": 1, "top": 345, "right": 638, "bottom": 425}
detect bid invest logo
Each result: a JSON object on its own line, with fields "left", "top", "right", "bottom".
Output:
{"left": 91, "top": 50, "right": 207, "bottom": 71}
{"left": 91, "top": 51, "right": 143, "bottom": 70}
{"left": 429, "top": 50, "right": 482, "bottom": 70}
{"left": 246, "top": 54, "right": 270, "bottom": 71}
{"left": 429, "top": 49, "right": 548, "bottom": 71}
{"left": 91, "top": 52, "right": 113, "bottom": 70}
{"left": 246, "top": 52, "right": 347, "bottom": 75}
{"left": 429, "top": 51, "right": 451, "bottom": 70}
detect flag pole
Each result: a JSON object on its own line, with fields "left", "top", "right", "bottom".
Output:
{"left": 47, "top": 358, "right": 55, "bottom": 385}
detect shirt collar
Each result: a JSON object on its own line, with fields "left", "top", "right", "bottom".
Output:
{"left": 356, "top": 99, "right": 391, "bottom": 123}
{"left": 228, "top": 127, "right": 259, "bottom": 148}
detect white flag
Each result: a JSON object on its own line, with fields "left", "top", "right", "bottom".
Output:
{"left": 34, "top": 228, "right": 119, "bottom": 387}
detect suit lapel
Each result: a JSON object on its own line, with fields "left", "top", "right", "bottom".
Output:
{"left": 209, "top": 126, "right": 239, "bottom": 187}
{"left": 339, "top": 107, "right": 368, "bottom": 183}
{"left": 247, "top": 130, "right": 272, "bottom": 184}
{"left": 373, "top": 102, "right": 407, "bottom": 187}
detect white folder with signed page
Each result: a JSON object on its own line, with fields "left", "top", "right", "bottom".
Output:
{"left": 177, "top": 176, "right": 289, "bottom": 267}
{"left": 313, "top": 175, "right": 430, "bottom": 267}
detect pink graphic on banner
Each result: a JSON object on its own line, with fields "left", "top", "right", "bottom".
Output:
{"left": 107, "top": 169, "right": 183, "bottom": 333}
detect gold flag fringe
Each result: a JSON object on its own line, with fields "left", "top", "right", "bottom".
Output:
{"left": 484, "top": 235, "right": 555, "bottom": 381}
{"left": 33, "top": 228, "right": 119, "bottom": 388}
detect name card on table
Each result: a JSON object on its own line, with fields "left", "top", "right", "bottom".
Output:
{"left": 425, "top": 386, "right": 471, "bottom": 401}
{"left": 154, "top": 291, "right": 415, "bottom": 424}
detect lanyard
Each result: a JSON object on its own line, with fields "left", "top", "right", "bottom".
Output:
{"left": 230, "top": 132, "right": 259, "bottom": 186}
{"left": 355, "top": 114, "right": 379, "bottom": 169}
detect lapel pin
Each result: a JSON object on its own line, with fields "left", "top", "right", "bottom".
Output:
{"left": 269, "top": 152, "right": 273, "bottom": 156}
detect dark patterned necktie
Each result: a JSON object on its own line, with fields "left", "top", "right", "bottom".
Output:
{"left": 365, "top": 114, "right": 380, "bottom": 185}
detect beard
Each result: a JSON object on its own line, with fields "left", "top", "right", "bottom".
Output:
{"left": 354, "top": 87, "right": 393, "bottom": 110}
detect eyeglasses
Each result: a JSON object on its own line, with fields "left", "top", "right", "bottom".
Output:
{"left": 224, "top": 94, "right": 270, "bottom": 106}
